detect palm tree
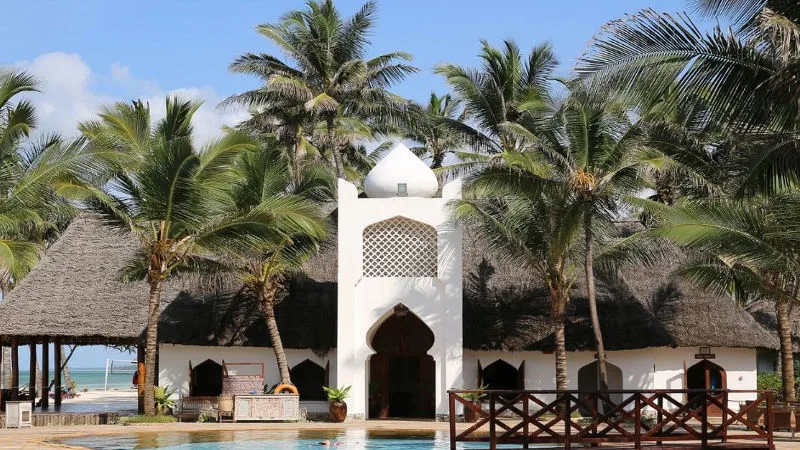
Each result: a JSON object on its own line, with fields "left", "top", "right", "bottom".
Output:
{"left": 228, "top": 0, "right": 417, "bottom": 178}
{"left": 535, "top": 84, "right": 647, "bottom": 390}
{"left": 577, "top": 1, "right": 800, "bottom": 193}
{"left": 436, "top": 40, "right": 556, "bottom": 156}
{"left": 226, "top": 140, "right": 331, "bottom": 385}
{"left": 76, "top": 97, "right": 306, "bottom": 415}
{"left": 635, "top": 195, "right": 800, "bottom": 401}
{"left": 399, "top": 93, "right": 465, "bottom": 169}
{"left": 451, "top": 150, "right": 582, "bottom": 393}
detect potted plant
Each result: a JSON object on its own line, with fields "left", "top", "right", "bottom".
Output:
{"left": 154, "top": 386, "right": 176, "bottom": 416}
{"left": 461, "top": 384, "right": 488, "bottom": 423}
{"left": 323, "top": 385, "right": 351, "bottom": 423}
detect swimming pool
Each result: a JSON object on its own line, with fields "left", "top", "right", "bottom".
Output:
{"left": 60, "top": 430, "right": 522, "bottom": 449}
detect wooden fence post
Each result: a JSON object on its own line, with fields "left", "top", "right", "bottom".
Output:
{"left": 448, "top": 391, "right": 456, "bottom": 450}
{"left": 701, "top": 391, "right": 708, "bottom": 448}
{"left": 489, "top": 393, "right": 496, "bottom": 450}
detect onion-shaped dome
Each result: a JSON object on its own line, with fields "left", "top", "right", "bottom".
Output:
{"left": 363, "top": 143, "right": 439, "bottom": 198}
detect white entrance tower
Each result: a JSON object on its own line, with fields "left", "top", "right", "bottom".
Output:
{"left": 336, "top": 143, "right": 463, "bottom": 420}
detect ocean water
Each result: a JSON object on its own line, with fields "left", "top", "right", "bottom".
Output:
{"left": 17, "top": 368, "right": 135, "bottom": 391}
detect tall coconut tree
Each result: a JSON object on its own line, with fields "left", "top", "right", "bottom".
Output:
{"left": 451, "top": 150, "right": 582, "bottom": 393}
{"left": 228, "top": 0, "right": 417, "bottom": 178}
{"left": 225, "top": 140, "right": 331, "bottom": 386}
{"left": 530, "top": 84, "right": 647, "bottom": 390}
{"left": 634, "top": 195, "right": 800, "bottom": 401}
{"left": 436, "top": 40, "right": 556, "bottom": 156}
{"left": 76, "top": 97, "right": 315, "bottom": 415}
{"left": 398, "top": 93, "right": 465, "bottom": 169}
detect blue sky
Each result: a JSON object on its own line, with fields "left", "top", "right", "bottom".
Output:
{"left": 3, "top": 0, "right": 698, "bottom": 368}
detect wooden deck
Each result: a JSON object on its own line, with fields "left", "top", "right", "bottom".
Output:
{"left": 448, "top": 389, "right": 775, "bottom": 449}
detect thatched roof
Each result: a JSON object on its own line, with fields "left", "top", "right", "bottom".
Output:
{"left": 0, "top": 215, "right": 779, "bottom": 351}
{"left": 460, "top": 229, "right": 779, "bottom": 352}
{"left": 0, "top": 215, "right": 188, "bottom": 345}
{"left": 747, "top": 302, "right": 800, "bottom": 353}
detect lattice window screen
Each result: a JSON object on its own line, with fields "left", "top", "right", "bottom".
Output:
{"left": 363, "top": 217, "right": 438, "bottom": 277}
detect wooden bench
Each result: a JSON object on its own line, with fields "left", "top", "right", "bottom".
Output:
{"left": 175, "top": 395, "right": 218, "bottom": 422}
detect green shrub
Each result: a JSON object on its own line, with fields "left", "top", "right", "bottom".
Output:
{"left": 757, "top": 371, "right": 800, "bottom": 400}
{"left": 120, "top": 415, "right": 177, "bottom": 425}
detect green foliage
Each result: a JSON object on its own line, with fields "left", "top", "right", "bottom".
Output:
{"left": 198, "top": 412, "right": 216, "bottom": 423}
{"left": 323, "top": 385, "right": 351, "bottom": 403}
{"left": 758, "top": 372, "right": 784, "bottom": 394}
{"left": 120, "top": 415, "right": 177, "bottom": 425}
{"left": 460, "top": 384, "right": 489, "bottom": 402}
{"left": 154, "top": 386, "right": 175, "bottom": 414}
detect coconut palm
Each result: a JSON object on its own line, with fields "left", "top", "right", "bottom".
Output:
{"left": 435, "top": 40, "right": 556, "bottom": 156}
{"left": 226, "top": 140, "right": 331, "bottom": 385}
{"left": 76, "top": 97, "right": 314, "bottom": 415}
{"left": 398, "top": 93, "right": 465, "bottom": 169}
{"left": 228, "top": 0, "right": 417, "bottom": 178}
{"left": 451, "top": 150, "right": 582, "bottom": 393}
{"left": 635, "top": 195, "right": 800, "bottom": 401}
{"left": 577, "top": 1, "right": 800, "bottom": 194}
{"left": 530, "top": 84, "right": 648, "bottom": 390}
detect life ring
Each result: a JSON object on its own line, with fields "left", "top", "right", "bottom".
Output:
{"left": 274, "top": 384, "right": 299, "bottom": 395}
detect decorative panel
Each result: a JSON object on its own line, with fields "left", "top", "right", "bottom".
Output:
{"left": 362, "top": 217, "right": 437, "bottom": 277}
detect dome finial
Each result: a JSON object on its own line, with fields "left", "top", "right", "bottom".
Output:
{"left": 363, "top": 143, "right": 439, "bottom": 198}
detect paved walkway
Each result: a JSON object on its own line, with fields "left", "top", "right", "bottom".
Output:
{"left": 0, "top": 421, "right": 797, "bottom": 449}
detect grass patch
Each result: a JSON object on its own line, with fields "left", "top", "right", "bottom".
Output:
{"left": 120, "top": 415, "right": 177, "bottom": 425}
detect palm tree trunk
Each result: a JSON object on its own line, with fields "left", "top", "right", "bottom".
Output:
{"left": 584, "top": 208, "right": 608, "bottom": 390}
{"left": 431, "top": 149, "right": 444, "bottom": 169}
{"left": 62, "top": 345, "right": 73, "bottom": 392}
{"left": 552, "top": 287, "right": 568, "bottom": 393}
{"left": 143, "top": 278, "right": 163, "bottom": 416}
{"left": 327, "top": 116, "right": 345, "bottom": 179}
{"left": 776, "top": 301, "right": 796, "bottom": 401}
{"left": 260, "top": 284, "right": 291, "bottom": 385}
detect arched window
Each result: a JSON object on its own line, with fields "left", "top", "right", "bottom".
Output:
{"left": 577, "top": 360, "right": 623, "bottom": 416}
{"left": 190, "top": 359, "right": 223, "bottom": 397}
{"left": 363, "top": 217, "right": 437, "bottom": 277}
{"left": 481, "top": 359, "right": 522, "bottom": 392}
{"left": 290, "top": 360, "right": 326, "bottom": 401}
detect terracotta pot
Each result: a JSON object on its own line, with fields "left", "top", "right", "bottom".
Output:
{"left": 463, "top": 401, "right": 482, "bottom": 423}
{"left": 329, "top": 401, "right": 347, "bottom": 422}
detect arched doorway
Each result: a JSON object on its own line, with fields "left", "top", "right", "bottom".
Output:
{"left": 577, "top": 360, "right": 623, "bottom": 416}
{"left": 190, "top": 359, "right": 223, "bottom": 397}
{"left": 368, "top": 304, "right": 435, "bottom": 419}
{"left": 687, "top": 360, "right": 726, "bottom": 416}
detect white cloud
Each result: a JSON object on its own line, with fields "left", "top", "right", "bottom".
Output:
{"left": 12, "top": 52, "right": 248, "bottom": 144}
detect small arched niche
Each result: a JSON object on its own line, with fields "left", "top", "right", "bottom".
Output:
{"left": 577, "top": 360, "right": 624, "bottom": 416}
{"left": 190, "top": 359, "right": 223, "bottom": 397}
{"left": 290, "top": 359, "right": 326, "bottom": 401}
{"left": 362, "top": 216, "right": 437, "bottom": 277}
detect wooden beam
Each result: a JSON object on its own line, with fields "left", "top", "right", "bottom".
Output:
{"left": 10, "top": 341, "right": 18, "bottom": 401}
{"left": 0, "top": 345, "right": 3, "bottom": 412}
{"left": 28, "top": 344, "right": 36, "bottom": 409}
{"left": 54, "top": 341, "right": 62, "bottom": 407}
{"left": 137, "top": 345, "right": 145, "bottom": 414}
{"left": 41, "top": 340, "right": 49, "bottom": 409}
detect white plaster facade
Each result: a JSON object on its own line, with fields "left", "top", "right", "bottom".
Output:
{"left": 336, "top": 175, "right": 464, "bottom": 419}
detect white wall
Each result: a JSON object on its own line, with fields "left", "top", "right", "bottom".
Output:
{"left": 336, "top": 178, "right": 463, "bottom": 417}
{"left": 463, "top": 347, "right": 757, "bottom": 410}
{"left": 158, "top": 344, "right": 335, "bottom": 413}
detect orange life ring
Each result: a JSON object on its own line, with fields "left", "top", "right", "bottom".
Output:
{"left": 274, "top": 384, "right": 299, "bottom": 395}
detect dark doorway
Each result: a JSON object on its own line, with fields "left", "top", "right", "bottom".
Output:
{"left": 190, "top": 359, "right": 223, "bottom": 397}
{"left": 368, "top": 304, "right": 435, "bottom": 419}
{"left": 290, "top": 360, "right": 326, "bottom": 401}
{"left": 687, "top": 359, "right": 726, "bottom": 416}
{"left": 577, "top": 360, "right": 624, "bottom": 416}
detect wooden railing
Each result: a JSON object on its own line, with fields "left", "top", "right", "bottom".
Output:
{"left": 448, "top": 389, "right": 774, "bottom": 449}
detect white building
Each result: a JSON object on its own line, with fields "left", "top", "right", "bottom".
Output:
{"left": 0, "top": 143, "right": 780, "bottom": 420}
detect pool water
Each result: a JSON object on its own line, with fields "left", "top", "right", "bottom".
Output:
{"left": 60, "top": 430, "right": 522, "bottom": 449}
